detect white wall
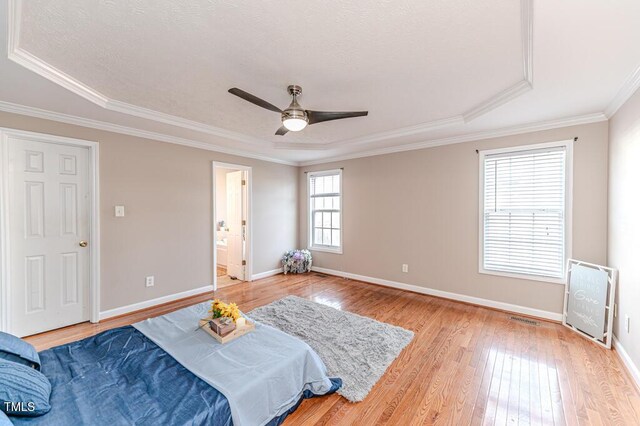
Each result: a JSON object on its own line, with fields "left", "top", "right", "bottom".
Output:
{"left": 215, "top": 168, "right": 227, "bottom": 225}
{"left": 608, "top": 87, "right": 640, "bottom": 376}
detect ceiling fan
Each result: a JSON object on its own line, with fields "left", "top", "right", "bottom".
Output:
{"left": 228, "top": 85, "right": 368, "bottom": 135}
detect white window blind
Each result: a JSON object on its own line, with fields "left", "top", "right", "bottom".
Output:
{"left": 308, "top": 170, "right": 342, "bottom": 252}
{"left": 482, "top": 145, "right": 567, "bottom": 279}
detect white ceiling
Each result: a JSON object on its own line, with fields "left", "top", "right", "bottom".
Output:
{"left": 1, "top": 0, "right": 639, "bottom": 165}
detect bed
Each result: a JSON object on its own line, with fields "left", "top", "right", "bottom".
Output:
{"left": 7, "top": 303, "right": 341, "bottom": 426}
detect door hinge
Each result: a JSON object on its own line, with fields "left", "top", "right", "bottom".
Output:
{"left": 242, "top": 220, "right": 246, "bottom": 226}
{"left": 242, "top": 260, "right": 246, "bottom": 266}
{"left": 241, "top": 179, "right": 246, "bottom": 186}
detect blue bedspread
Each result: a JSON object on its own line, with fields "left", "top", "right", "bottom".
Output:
{"left": 8, "top": 326, "right": 340, "bottom": 425}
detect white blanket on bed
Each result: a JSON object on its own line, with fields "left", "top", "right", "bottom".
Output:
{"left": 133, "top": 301, "right": 334, "bottom": 426}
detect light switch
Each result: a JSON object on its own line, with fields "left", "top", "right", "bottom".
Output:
{"left": 115, "top": 205, "right": 125, "bottom": 217}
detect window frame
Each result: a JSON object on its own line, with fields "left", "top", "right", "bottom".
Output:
{"left": 307, "top": 169, "right": 343, "bottom": 254}
{"left": 478, "top": 140, "right": 573, "bottom": 285}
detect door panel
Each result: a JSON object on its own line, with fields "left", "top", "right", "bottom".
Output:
{"left": 8, "top": 137, "right": 90, "bottom": 337}
{"left": 60, "top": 183, "right": 78, "bottom": 235}
{"left": 24, "top": 256, "right": 45, "bottom": 313}
{"left": 226, "top": 170, "right": 244, "bottom": 280}
{"left": 24, "top": 182, "right": 45, "bottom": 238}
{"left": 61, "top": 252, "right": 79, "bottom": 305}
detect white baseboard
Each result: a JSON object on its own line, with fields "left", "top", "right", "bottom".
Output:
{"left": 311, "top": 266, "right": 563, "bottom": 322}
{"left": 252, "top": 268, "right": 283, "bottom": 280}
{"left": 613, "top": 335, "right": 640, "bottom": 390}
{"left": 99, "top": 285, "right": 213, "bottom": 321}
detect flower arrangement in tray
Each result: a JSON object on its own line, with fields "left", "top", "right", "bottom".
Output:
{"left": 282, "top": 249, "right": 312, "bottom": 274}
{"left": 210, "top": 299, "right": 241, "bottom": 321}
{"left": 199, "top": 299, "right": 255, "bottom": 344}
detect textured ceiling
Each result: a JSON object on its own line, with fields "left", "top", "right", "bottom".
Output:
{"left": 18, "top": 0, "right": 522, "bottom": 144}
{"left": 2, "top": 0, "right": 640, "bottom": 164}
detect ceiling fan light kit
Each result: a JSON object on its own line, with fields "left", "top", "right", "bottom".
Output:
{"left": 282, "top": 117, "right": 308, "bottom": 132}
{"left": 228, "top": 84, "right": 368, "bottom": 136}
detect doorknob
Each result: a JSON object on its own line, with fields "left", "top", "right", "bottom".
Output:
{"left": 79, "top": 241, "right": 88, "bottom": 248}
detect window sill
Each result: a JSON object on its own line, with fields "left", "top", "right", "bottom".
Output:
{"left": 479, "top": 268, "right": 566, "bottom": 285}
{"left": 309, "top": 246, "right": 343, "bottom": 255}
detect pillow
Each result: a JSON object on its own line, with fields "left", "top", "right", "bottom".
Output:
{"left": 0, "top": 360, "right": 51, "bottom": 417}
{"left": 0, "top": 332, "right": 40, "bottom": 370}
{"left": 0, "top": 410, "right": 11, "bottom": 426}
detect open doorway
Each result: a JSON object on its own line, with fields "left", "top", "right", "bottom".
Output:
{"left": 212, "top": 162, "right": 251, "bottom": 290}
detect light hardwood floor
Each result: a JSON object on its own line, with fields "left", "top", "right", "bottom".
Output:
{"left": 26, "top": 273, "right": 640, "bottom": 425}
{"left": 217, "top": 274, "right": 243, "bottom": 288}
{"left": 217, "top": 265, "right": 244, "bottom": 288}
{"left": 216, "top": 265, "right": 227, "bottom": 277}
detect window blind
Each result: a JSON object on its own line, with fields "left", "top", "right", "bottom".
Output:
{"left": 482, "top": 146, "right": 567, "bottom": 279}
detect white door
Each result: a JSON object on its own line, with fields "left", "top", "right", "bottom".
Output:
{"left": 7, "top": 136, "right": 90, "bottom": 337}
{"left": 226, "top": 170, "right": 244, "bottom": 280}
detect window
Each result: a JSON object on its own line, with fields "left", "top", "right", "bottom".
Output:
{"left": 308, "top": 169, "right": 342, "bottom": 253}
{"left": 479, "top": 141, "right": 572, "bottom": 282}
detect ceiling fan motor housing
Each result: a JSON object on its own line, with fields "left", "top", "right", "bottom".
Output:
{"left": 287, "top": 85, "right": 303, "bottom": 96}
{"left": 282, "top": 85, "right": 308, "bottom": 123}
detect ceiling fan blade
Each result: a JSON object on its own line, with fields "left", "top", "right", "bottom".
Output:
{"left": 228, "top": 88, "right": 282, "bottom": 113}
{"left": 275, "top": 126, "right": 289, "bottom": 136}
{"left": 306, "top": 110, "right": 368, "bottom": 125}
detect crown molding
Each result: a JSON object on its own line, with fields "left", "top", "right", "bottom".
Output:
{"left": 103, "top": 99, "right": 268, "bottom": 146}
{"left": 0, "top": 100, "right": 608, "bottom": 168}
{"left": 0, "top": 100, "right": 297, "bottom": 166}
{"left": 298, "top": 112, "right": 607, "bottom": 166}
{"left": 275, "top": 115, "right": 465, "bottom": 151}
{"left": 7, "top": 0, "right": 269, "bottom": 147}
{"left": 463, "top": 79, "right": 532, "bottom": 123}
{"left": 8, "top": 47, "right": 269, "bottom": 147}
{"left": 8, "top": 47, "right": 110, "bottom": 106}
{"left": 276, "top": 0, "right": 533, "bottom": 151}
{"left": 6, "top": 0, "right": 21, "bottom": 60}
{"left": 605, "top": 62, "right": 640, "bottom": 118}
{"left": 330, "top": 115, "right": 466, "bottom": 147}
{"left": 2, "top": 0, "right": 615, "bottom": 168}
{"left": 521, "top": 0, "right": 534, "bottom": 83}
{"left": 462, "top": 0, "right": 533, "bottom": 123}
{"left": 8, "top": 0, "right": 536, "bottom": 151}
{"left": 277, "top": 75, "right": 531, "bottom": 151}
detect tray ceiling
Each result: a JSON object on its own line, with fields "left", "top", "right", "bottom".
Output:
{"left": 16, "top": 0, "right": 526, "bottom": 143}
{"left": 2, "top": 0, "right": 640, "bottom": 164}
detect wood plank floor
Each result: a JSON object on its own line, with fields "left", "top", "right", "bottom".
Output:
{"left": 26, "top": 273, "right": 640, "bottom": 425}
{"left": 216, "top": 265, "right": 227, "bottom": 277}
{"left": 217, "top": 274, "right": 243, "bottom": 288}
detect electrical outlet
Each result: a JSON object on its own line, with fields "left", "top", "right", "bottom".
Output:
{"left": 145, "top": 276, "right": 154, "bottom": 287}
{"left": 625, "top": 314, "right": 630, "bottom": 333}
{"left": 402, "top": 264, "right": 409, "bottom": 273}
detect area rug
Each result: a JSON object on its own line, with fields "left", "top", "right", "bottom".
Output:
{"left": 249, "top": 295, "right": 414, "bottom": 402}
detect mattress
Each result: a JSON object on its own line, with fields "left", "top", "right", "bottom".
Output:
{"left": 8, "top": 326, "right": 339, "bottom": 425}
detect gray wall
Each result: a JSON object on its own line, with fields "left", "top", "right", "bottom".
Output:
{"left": 300, "top": 121, "right": 609, "bottom": 315}
{"left": 608, "top": 87, "right": 640, "bottom": 369}
{"left": 0, "top": 111, "right": 298, "bottom": 311}
{"left": 0, "top": 109, "right": 611, "bottom": 321}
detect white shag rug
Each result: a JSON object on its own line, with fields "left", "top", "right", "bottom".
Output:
{"left": 249, "top": 295, "right": 414, "bottom": 402}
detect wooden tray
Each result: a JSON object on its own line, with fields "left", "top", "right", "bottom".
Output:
{"left": 199, "top": 318, "right": 255, "bottom": 344}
